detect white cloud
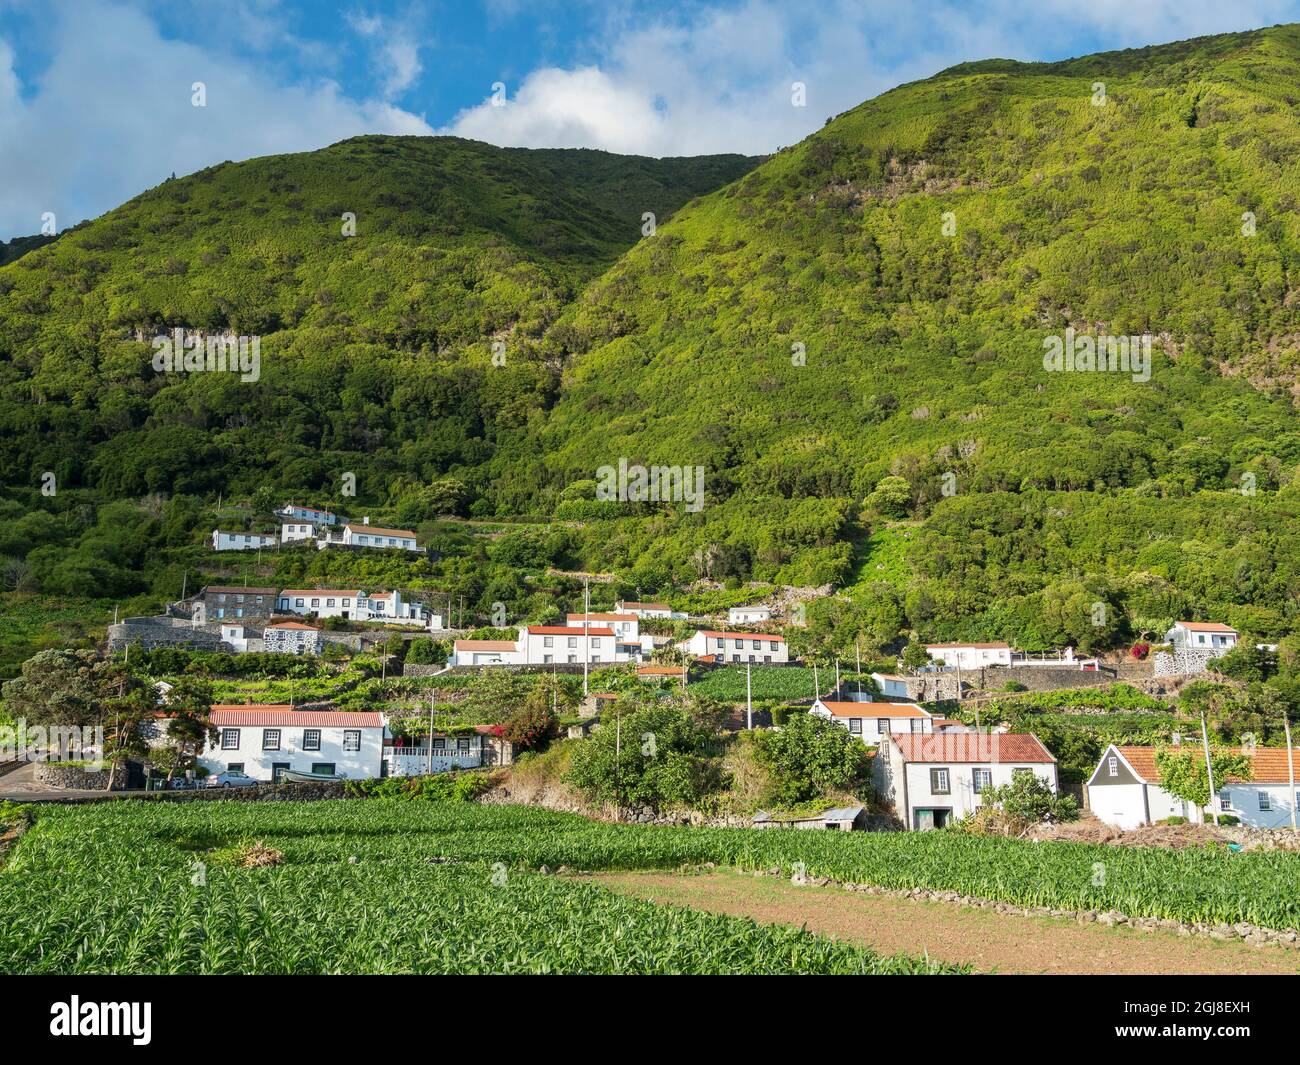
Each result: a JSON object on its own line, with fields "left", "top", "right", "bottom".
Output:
{"left": 442, "top": 0, "right": 1297, "bottom": 157}
{"left": 346, "top": 9, "right": 425, "bottom": 98}
{"left": 0, "top": 1, "right": 432, "bottom": 239}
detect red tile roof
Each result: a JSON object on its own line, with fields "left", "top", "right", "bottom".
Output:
{"left": 209, "top": 706, "right": 383, "bottom": 728}
{"left": 620, "top": 602, "right": 669, "bottom": 610}
{"left": 638, "top": 664, "right": 685, "bottom": 675}
{"left": 1176, "top": 621, "right": 1238, "bottom": 633}
{"left": 279, "top": 589, "right": 362, "bottom": 598}
{"left": 817, "top": 700, "right": 929, "bottom": 719}
{"left": 925, "top": 641, "right": 1010, "bottom": 650}
{"left": 1114, "top": 746, "right": 1299, "bottom": 784}
{"left": 525, "top": 625, "right": 615, "bottom": 636}
{"left": 890, "top": 733, "right": 1055, "bottom": 763}
{"left": 567, "top": 613, "right": 637, "bottom": 623}
{"left": 265, "top": 621, "right": 320, "bottom": 630}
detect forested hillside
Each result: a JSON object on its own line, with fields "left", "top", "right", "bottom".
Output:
{"left": 5, "top": 25, "right": 1300, "bottom": 662}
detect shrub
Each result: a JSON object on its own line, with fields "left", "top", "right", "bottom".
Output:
{"left": 753, "top": 711, "right": 869, "bottom": 806}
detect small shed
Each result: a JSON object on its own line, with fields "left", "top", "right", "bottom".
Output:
{"left": 751, "top": 805, "right": 867, "bottom": 831}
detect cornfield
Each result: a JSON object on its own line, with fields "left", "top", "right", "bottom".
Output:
{"left": 0, "top": 801, "right": 957, "bottom": 975}
{"left": 4, "top": 799, "right": 1297, "bottom": 974}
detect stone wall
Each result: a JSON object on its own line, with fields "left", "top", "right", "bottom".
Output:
{"left": 402, "top": 663, "right": 450, "bottom": 678}
{"left": 1153, "top": 648, "right": 1221, "bottom": 678}
{"left": 107, "top": 616, "right": 232, "bottom": 653}
{"left": 34, "top": 761, "right": 129, "bottom": 790}
{"left": 972, "top": 665, "right": 1119, "bottom": 692}
{"left": 152, "top": 779, "right": 354, "bottom": 802}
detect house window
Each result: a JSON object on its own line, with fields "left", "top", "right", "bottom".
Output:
{"left": 973, "top": 768, "right": 993, "bottom": 793}
{"left": 295, "top": 598, "right": 304, "bottom": 607}
{"left": 310, "top": 598, "right": 320, "bottom": 608}
{"left": 1107, "top": 757, "right": 1118, "bottom": 777}
{"left": 544, "top": 636, "right": 553, "bottom": 647}
{"left": 764, "top": 656, "right": 771, "bottom": 663}
{"left": 930, "top": 768, "right": 950, "bottom": 794}
{"left": 343, "top": 730, "right": 361, "bottom": 753}
{"left": 732, "top": 654, "right": 740, "bottom": 663}
{"left": 877, "top": 718, "right": 890, "bottom": 735}
{"left": 848, "top": 718, "right": 862, "bottom": 734}
{"left": 303, "top": 729, "right": 321, "bottom": 751}
{"left": 221, "top": 728, "right": 240, "bottom": 750}
{"left": 734, "top": 639, "right": 742, "bottom": 649}
{"left": 262, "top": 729, "right": 281, "bottom": 751}
{"left": 432, "top": 738, "right": 446, "bottom": 749}
{"left": 567, "top": 655, "right": 576, "bottom": 664}
{"left": 1218, "top": 789, "right": 1234, "bottom": 812}
{"left": 457, "top": 738, "right": 471, "bottom": 750}
{"left": 311, "top": 763, "right": 336, "bottom": 776}
{"left": 568, "top": 637, "right": 578, "bottom": 648}
{"left": 326, "top": 598, "right": 335, "bottom": 607}
{"left": 715, "top": 638, "right": 724, "bottom": 650}
{"left": 1259, "top": 791, "right": 1272, "bottom": 811}
{"left": 342, "top": 598, "right": 351, "bottom": 607}
{"left": 910, "top": 719, "right": 923, "bottom": 733}
{"left": 751, "top": 640, "right": 760, "bottom": 650}
{"left": 227, "top": 763, "right": 244, "bottom": 774}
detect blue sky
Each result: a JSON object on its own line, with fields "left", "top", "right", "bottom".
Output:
{"left": 2, "top": 0, "right": 1299, "bottom": 239}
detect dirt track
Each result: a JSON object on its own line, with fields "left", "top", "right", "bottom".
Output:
{"left": 594, "top": 869, "right": 1300, "bottom": 975}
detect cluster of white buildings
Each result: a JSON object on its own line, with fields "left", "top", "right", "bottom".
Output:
{"left": 275, "top": 588, "right": 438, "bottom": 627}
{"left": 211, "top": 503, "right": 422, "bottom": 554}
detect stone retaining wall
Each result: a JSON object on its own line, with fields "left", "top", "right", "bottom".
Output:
{"left": 34, "top": 762, "right": 129, "bottom": 790}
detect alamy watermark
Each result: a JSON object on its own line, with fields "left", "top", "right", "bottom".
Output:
{"left": 151, "top": 327, "right": 261, "bottom": 383}
{"left": 595, "top": 459, "right": 705, "bottom": 513}
{"left": 0, "top": 718, "right": 104, "bottom": 768}
{"left": 1042, "top": 327, "right": 1151, "bottom": 383}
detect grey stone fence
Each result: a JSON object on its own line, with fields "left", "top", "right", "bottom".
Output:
{"left": 34, "top": 762, "right": 129, "bottom": 790}
{"left": 1153, "top": 648, "right": 1221, "bottom": 678}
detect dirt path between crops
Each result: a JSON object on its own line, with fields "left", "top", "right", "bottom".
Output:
{"left": 592, "top": 869, "right": 1300, "bottom": 975}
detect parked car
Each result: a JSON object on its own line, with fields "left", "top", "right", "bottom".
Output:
{"left": 206, "top": 770, "right": 259, "bottom": 789}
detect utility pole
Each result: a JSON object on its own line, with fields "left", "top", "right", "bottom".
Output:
{"left": 812, "top": 659, "right": 819, "bottom": 700}
{"left": 746, "top": 662, "right": 753, "bottom": 731}
{"left": 855, "top": 641, "right": 862, "bottom": 699}
{"left": 1285, "top": 712, "right": 1297, "bottom": 831}
{"left": 835, "top": 657, "right": 840, "bottom": 696}
{"left": 427, "top": 694, "right": 435, "bottom": 775}
{"left": 582, "top": 577, "right": 590, "bottom": 698}
{"left": 1201, "top": 712, "right": 1219, "bottom": 827}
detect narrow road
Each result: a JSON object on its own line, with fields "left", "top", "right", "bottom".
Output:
{"left": 594, "top": 869, "right": 1300, "bottom": 975}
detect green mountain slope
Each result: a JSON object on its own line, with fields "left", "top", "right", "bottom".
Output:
{"left": 6, "top": 26, "right": 1300, "bottom": 656}
{"left": 0, "top": 136, "right": 756, "bottom": 498}
{"left": 528, "top": 24, "right": 1300, "bottom": 640}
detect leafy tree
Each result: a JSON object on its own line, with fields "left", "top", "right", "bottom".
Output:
{"left": 977, "top": 773, "right": 1078, "bottom": 826}
{"left": 1154, "top": 747, "right": 1253, "bottom": 812}
{"left": 566, "top": 700, "right": 723, "bottom": 810}
{"left": 753, "top": 710, "right": 868, "bottom": 806}
{"left": 500, "top": 682, "right": 563, "bottom": 752}
{"left": 865, "top": 476, "right": 912, "bottom": 519}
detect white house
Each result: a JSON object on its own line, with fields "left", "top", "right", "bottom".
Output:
{"left": 617, "top": 601, "right": 672, "bottom": 619}
{"left": 519, "top": 624, "right": 618, "bottom": 664}
{"left": 728, "top": 604, "right": 771, "bottom": 625}
{"left": 566, "top": 613, "right": 651, "bottom": 658}
{"left": 1087, "top": 744, "right": 1300, "bottom": 829}
{"left": 810, "top": 699, "right": 932, "bottom": 744}
{"left": 451, "top": 639, "right": 522, "bottom": 666}
{"left": 924, "top": 641, "right": 1012, "bottom": 670}
{"left": 686, "top": 629, "right": 789, "bottom": 664}
{"left": 219, "top": 623, "right": 251, "bottom": 653}
{"left": 263, "top": 620, "right": 323, "bottom": 656}
{"left": 450, "top": 623, "right": 640, "bottom": 667}
{"left": 873, "top": 731, "right": 1059, "bottom": 831}
{"left": 211, "top": 529, "right": 276, "bottom": 552}
{"left": 275, "top": 503, "right": 338, "bottom": 525}
{"left": 275, "top": 588, "right": 432, "bottom": 626}
{"left": 317, "top": 521, "right": 421, "bottom": 552}
{"left": 383, "top": 731, "right": 485, "bottom": 776}
{"left": 280, "top": 522, "right": 316, "bottom": 544}
{"left": 1165, "top": 621, "right": 1239, "bottom": 652}
{"left": 201, "top": 706, "right": 384, "bottom": 781}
